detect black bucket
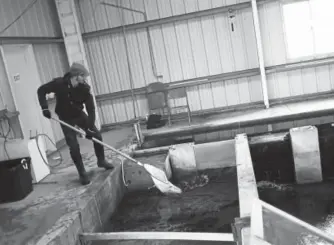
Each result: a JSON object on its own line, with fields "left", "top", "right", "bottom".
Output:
{"left": 0, "top": 157, "right": 33, "bottom": 203}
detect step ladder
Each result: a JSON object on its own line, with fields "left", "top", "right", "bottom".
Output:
{"left": 54, "top": 0, "right": 101, "bottom": 129}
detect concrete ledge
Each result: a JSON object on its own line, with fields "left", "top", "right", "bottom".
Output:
{"left": 32, "top": 166, "right": 126, "bottom": 245}
{"left": 235, "top": 133, "right": 259, "bottom": 245}
{"left": 168, "top": 143, "right": 197, "bottom": 182}
{"left": 194, "top": 140, "right": 236, "bottom": 170}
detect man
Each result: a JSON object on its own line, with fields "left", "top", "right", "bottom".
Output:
{"left": 37, "top": 62, "right": 114, "bottom": 185}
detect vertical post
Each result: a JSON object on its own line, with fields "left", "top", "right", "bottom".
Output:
{"left": 251, "top": 0, "right": 269, "bottom": 109}
{"left": 54, "top": 0, "right": 102, "bottom": 129}
{"left": 117, "top": 0, "right": 137, "bottom": 119}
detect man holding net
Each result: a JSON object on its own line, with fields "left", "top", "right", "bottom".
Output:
{"left": 37, "top": 62, "right": 114, "bottom": 185}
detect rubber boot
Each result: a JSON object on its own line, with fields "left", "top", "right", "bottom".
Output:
{"left": 94, "top": 143, "right": 114, "bottom": 170}
{"left": 79, "top": 171, "right": 90, "bottom": 185}
{"left": 72, "top": 153, "right": 91, "bottom": 185}
{"left": 97, "top": 159, "right": 115, "bottom": 170}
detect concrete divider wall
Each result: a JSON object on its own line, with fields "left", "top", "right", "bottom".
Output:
{"left": 235, "top": 134, "right": 260, "bottom": 245}
{"left": 34, "top": 166, "right": 127, "bottom": 245}
{"left": 194, "top": 140, "right": 236, "bottom": 170}
{"left": 290, "top": 126, "right": 323, "bottom": 184}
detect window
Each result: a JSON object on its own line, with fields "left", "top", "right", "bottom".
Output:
{"left": 282, "top": 0, "right": 334, "bottom": 60}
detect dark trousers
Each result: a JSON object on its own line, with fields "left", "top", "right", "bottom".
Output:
{"left": 59, "top": 112, "right": 105, "bottom": 175}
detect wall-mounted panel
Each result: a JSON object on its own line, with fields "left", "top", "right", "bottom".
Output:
{"left": 0, "top": 0, "right": 62, "bottom": 37}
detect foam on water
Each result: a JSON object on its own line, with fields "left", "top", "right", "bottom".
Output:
{"left": 179, "top": 174, "right": 210, "bottom": 191}
{"left": 257, "top": 180, "right": 293, "bottom": 191}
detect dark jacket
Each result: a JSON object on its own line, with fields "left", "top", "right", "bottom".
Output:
{"left": 37, "top": 73, "right": 95, "bottom": 124}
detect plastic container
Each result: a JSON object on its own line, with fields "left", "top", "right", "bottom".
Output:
{"left": 0, "top": 157, "right": 33, "bottom": 203}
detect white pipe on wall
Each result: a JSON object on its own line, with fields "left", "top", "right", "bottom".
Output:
{"left": 251, "top": 0, "right": 270, "bottom": 109}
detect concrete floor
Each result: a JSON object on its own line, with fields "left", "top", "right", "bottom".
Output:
{"left": 0, "top": 126, "right": 134, "bottom": 245}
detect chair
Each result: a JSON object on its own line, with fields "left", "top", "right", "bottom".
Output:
{"left": 168, "top": 87, "right": 192, "bottom": 125}
{"left": 146, "top": 82, "right": 171, "bottom": 125}
{"left": 146, "top": 82, "right": 191, "bottom": 126}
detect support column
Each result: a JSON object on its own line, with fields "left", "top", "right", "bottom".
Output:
{"left": 54, "top": 0, "right": 101, "bottom": 129}
{"left": 251, "top": 0, "right": 269, "bottom": 109}
{"left": 290, "top": 126, "right": 323, "bottom": 184}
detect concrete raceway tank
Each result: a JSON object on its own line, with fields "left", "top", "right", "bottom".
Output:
{"left": 81, "top": 124, "right": 334, "bottom": 245}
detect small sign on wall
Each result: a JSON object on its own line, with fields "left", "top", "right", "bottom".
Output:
{"left": 13, "top": 74, "right": 20, "bottom": 82}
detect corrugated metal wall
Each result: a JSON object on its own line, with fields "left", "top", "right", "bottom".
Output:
{"left": 77, "top": 0, "right": 250, "bottom": 32}
{"left": 0, "top": 0, "right": 61, "bottom": 37}
{"left": 259, "top": 1, "right": 334, "bottom": 99}
{"left": 77, "top": 0, "right": 334, "bottom": 126}
{"left": 79, "top": 1, "right": 264, "bottom": 124}
{"left": 83, "top": 8, "right": 259, "bottom": 92}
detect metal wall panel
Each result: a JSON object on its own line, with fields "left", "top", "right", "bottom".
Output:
{"left": 0, "top": 0, "right": 62, "bottom": 37}
{"left": 33, "top": 43, "right": 69, "bottom": 84}
{"left": 76, "top": 0, "right": 250, "bottom": 32}
{"left": 98, "top": 75, "right": 263, "bottom": 124}
{"left": 260, "top": 1, "right": 334, "bottom": 100}
{"left": 267, "top": 65, "right": 334, "bottom": 99}
{"left": 80, "top": 0, "right": 334, "bottom": 126}
{"left": 84, "top": 8, "right": 258, "bottom": 94}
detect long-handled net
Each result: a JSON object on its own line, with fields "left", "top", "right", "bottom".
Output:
{"left": 52, "top": 118, "right": 182, "bottom": 194}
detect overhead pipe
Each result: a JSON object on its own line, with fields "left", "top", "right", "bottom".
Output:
{"left": 101, "top": 2, "right": 162, "bottom": 81}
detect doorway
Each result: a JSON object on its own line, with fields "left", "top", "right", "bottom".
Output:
{"left": 1, "top": 44, "right": 56, "bottom": 152}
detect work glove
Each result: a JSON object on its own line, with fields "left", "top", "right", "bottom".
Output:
{"left": 85, "top": 128, "right": 95, "bottom": 140}
{"left": 42, "top": 109, "right": 51, "bottom": 119}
